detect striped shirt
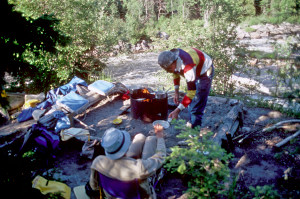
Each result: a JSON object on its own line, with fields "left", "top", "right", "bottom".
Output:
{"left": 173, "top": 48, "right": 212, "bottom": 110}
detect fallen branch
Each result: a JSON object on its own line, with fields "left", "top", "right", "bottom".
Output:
{"left": 237, "top": 129, "right": 261, "bottom": 144}
{"left": 262, "top": 119, "right": 300, "bottom": 133}
{"left": 275, "top": 130, "right": 300, "bottom": 148}
{"left": 73, "top": 117, "right": 96, "bottom": 132}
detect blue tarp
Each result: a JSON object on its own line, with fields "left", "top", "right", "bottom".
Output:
{"left": 53, "top": 110, "right": 71, "bottom": 133}
{"left": 37, "top": 76, "right": 88, "bottom": 110}
{"left": 17, "top": 107, "right": 38, "bottom": 123}
{"left": 56, "top": 91, "right": 89, "bottom": 113}
{"left": 18, "top": 76, "right": 88, "bottom": 123}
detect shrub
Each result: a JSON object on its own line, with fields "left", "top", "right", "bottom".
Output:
{"left": 249, "top": 185, "right": 280, "bottom": 199}
{"left": 164, "top": 120, "right": 233, "bottom": 198}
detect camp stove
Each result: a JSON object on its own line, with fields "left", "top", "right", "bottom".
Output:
{"left": 130, "top": 88, "right": 168, "bottom": 122}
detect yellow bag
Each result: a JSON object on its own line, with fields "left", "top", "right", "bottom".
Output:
{"left": 32, "top": 175, "right": 71, "bottom": 199}
{"left": 1, "top": 90, "right": 7, "bottom": 98}
{"left": 24, "top": 99, "right": 41, "bottom": 109}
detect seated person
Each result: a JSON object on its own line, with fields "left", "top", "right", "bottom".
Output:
{"left": 87, "top": 124, "right": 166, "bottom": 199}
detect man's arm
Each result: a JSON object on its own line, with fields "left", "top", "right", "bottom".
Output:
{"left": 169, "top": 81, "right": 196, "bottom": 120}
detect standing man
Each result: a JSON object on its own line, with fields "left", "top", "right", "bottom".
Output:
{"left": 158, "top": 47, "right": 214, "bottom": 128}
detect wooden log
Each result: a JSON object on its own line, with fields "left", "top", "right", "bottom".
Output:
{"left": 262, "top": 119, "right": 300, "bottom": 133}
{"left": 229, "top": 120, "right": 240, "bottom": 137}
{"left": 226, "top": 132, "right": 234, "bottom": 151}
{"left": 213, "top": 102, "right": 243, "bottom": 146}
{"left": 119, "top": 102, "right": 131, "bottom": 115}
{"left": 275, "top": 130, "right": 300, "bottom": 148}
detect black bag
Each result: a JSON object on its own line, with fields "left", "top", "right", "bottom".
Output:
{"left": 85, "top": 182, "right": 100, "bottom": 198}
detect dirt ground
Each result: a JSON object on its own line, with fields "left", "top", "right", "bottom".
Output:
{"left": 51, "top": 93, "right": 299, "bottom": 199}
{"left": 0, "top": 52, "right": 299, "bottom": 198}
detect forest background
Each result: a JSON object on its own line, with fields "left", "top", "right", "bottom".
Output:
{"left": 1, "top": 0, "right": 299, "bottom": 112}
{"left": 1, "top": 1, "right": 300, "bottom": 198}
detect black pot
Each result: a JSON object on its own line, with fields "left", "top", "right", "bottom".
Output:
{"left": 130, "top": 89, "right": 168, "bottom": 122}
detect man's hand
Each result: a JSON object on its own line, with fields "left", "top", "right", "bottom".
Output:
{"left": 154, "top": 124, "right": 164, "bottom": 138}
{"left": 174, "top": 89, "right": 179, "bottom": 105}
{"left": 168, "top": 108, "right": 180, "bottom": 120}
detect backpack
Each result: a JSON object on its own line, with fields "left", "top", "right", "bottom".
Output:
{"left": 19, "top": 124, "right": 60, "bottom": 160}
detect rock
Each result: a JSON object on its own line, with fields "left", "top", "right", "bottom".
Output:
{"left": 237, "top": 32, "right": 245, "bottom": 40}
{"left": 244, "top": 32, "right": 250, "bottom": 38}
{"left": 166, "top": 148, "right": 172, "bottom": 154}
{"left": 273, "top": 35, "right": 285, "bottom": 40}
{"left": 135, "top": 43, "right": 142, "bottom": 51}
{"left": 0, "top": 109, "right": 9, "bottom": 126}
{"left": 178, "top": 140, "right": 188, "bottom": 146}
{"left": 242, "top": 107, "right": 248, "bottom": 115}
{"left": 250, "top": 24, "right": 263, "bottom": 30}
{"left": 207, "top": 96, "right": 228, "bottom": 104}
{"left": 141, "top": 40, "right": 149, "bottom": 49}
{"left": 157, "top": 31, "right": 170, "bottom": 40}
{"left": 277, "top": 27, "right": 291, "bottom": 34}
{"left": 249, "top": 59, "right": 258, "bottom": 66}
{"left": 269, "top": 29, "right": 281, "bottom": 35}
{"left": 241, "top": 126, "right": 251, "bottom": 134}
{"left": 257, "top": 26, "right": 270, "bottom": 34}
{"left": 250, "top": 32, "right": 261, "bottom": 39}
{"left": 6, "top": 92, "right": 25, "bottom": 113}
{"left": 290, "top": 26, "right": 300, "bottom": 33}
{"left": 229, "top": 99, "right": 239, "bottom": 106}
{"left": 260, "top": 31, "right": 269, "bottom": 37}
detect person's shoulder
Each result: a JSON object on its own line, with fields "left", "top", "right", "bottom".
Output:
{"left": 93, "top": 155, "right": 110, "bottom": 163}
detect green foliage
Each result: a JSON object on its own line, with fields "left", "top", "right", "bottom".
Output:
{"left": 247, "top": 50, "right": 277, "bottom": 59}
{"left": 240, "top": 0, "right": 256, "bottom": 17}
{"left": 151, "top": 0, "right": 246, "bottom": 96}
{"left": 244, "top": 27, "right": 256, "bottom": 33}
{"left": 274, "top": 152, "right": 283, "bottom": 159}
{"left": 241, "top": 0, "right": 300, "bottom": 25}
{"left": 10, "top": 0, "right": 110, "bottom": 75}
{"left": 44, "top": 192, "right": 64, "bottom": 199}
{"left": 2, "top": 0, "right": 299, "bottom": 104}
{"left": 165, "top": 120, "right": 233, "bottom": 198}
{"left": 123, "top": 0, "right": 147, "bottom": 44}
{"left": 196, "top": 0, "right": 246, "bottom": 96}
{"left": 0, "top": 0, "right": 69, "bottom": 107}
{"left": 261, "top": 0, "right": 298, "bottom": 17}
{"left": 22, "top": 149, "right": 36, "bottom": 159}
{"left": 227, "top": 174, "right": 239, "bottom": 199}
{"left": 265, "top": 39, "right": 300, "bottom": 97}
{"left": 249, "top": 185, "right": 280, "bottom": 199}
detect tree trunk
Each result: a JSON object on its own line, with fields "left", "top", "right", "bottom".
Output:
{"left": 203, "top": 4, "right": 215, "bottom": 27}
{"left": 254, "top": 0, "right": 262, "bottom": 15}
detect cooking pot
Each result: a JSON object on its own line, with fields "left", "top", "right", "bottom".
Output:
{"left": 155, "top": 91, "right": 167, "bottom": 99}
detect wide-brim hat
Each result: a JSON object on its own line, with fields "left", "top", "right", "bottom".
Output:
{"left": 101, "top": 127, "right": 131, "bottom": 160}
